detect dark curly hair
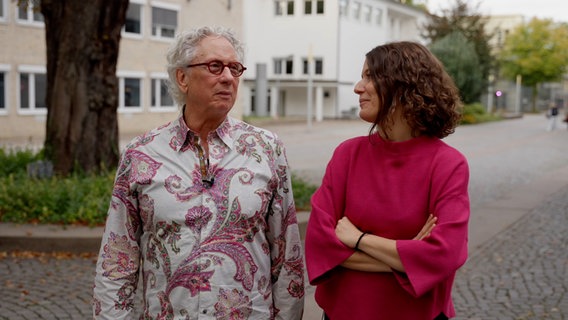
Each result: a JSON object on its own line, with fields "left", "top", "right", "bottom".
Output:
{"left": 365, "top": 41, "right": 462, "bottom": 139}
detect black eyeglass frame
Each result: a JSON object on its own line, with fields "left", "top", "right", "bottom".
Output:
{"left": 186, "top": 60, "right": 247, "bottom": 77}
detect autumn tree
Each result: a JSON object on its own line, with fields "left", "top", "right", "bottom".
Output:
{"left": 423, "top": 0, "right": 493, "bottom": 103}
{"left": 498, "top": 18, "right": 568, "bottom": 111}
{"left": 32, "top": 0, "right": 129, "bottom": 175}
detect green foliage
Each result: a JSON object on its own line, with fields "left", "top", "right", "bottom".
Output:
{"left": 499, "top": 18, "right": 568, "bottom": 86}
{"left": 430, "top": 31, "right": 483, "bottom": 104}
{"left": 291, "top": 174, "right": 317, "bottom": 212}
{"left": 0, "top": 148, "right": 43, "bottom": 176}
{"left": 460, "top": 103, "right": 501, "bottom": 124}
{"left": 0, "top": 147, "right": 319, "bottom": 225}
{"left": 498, "top": 18, "right": 568, "bottom": 111}
{"left": 423, "top": 0, "right": 493, "bottom": 100}
{"left": 0, "top": 170, "right": 114, "bottom": 226}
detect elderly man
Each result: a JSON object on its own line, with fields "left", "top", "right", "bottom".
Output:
{"left": 93, "top": 26, "right": 304, "bottom": 319}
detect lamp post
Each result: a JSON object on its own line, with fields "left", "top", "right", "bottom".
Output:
{"left": 307, "top": 45, "right": 313, "bottom": 130}
{"left": 487, "top": 74, "right": 495, "bottom": 114}
{"left": 515, "top": 74, "right": 522, "bottom": 114}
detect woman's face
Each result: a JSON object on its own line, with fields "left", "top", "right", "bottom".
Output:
{"left": 354, "top": 60, "right": 380, "bottom": 123}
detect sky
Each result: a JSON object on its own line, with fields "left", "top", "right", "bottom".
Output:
{"left": 424, "top": 0, "right": 568, "bottom": 24}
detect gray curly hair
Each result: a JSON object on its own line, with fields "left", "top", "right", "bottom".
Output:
{"left": 166, "top": 26, "right": 245, "bottom": 107}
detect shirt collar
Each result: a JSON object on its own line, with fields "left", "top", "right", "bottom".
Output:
{"left": 171, "top": 109, "right": 236, "bottom": 152}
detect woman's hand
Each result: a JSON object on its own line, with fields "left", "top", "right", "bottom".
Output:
{"left": 335, "top": 216, "right": 362, "bottom": 248}
{"left": 413, "top": 214, "right": 437, "bottom": 240}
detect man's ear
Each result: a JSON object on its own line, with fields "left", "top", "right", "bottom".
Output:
{"left": 176, "top": 69, "right": 188, "bottom": 93}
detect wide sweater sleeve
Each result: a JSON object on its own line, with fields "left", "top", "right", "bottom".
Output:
{"left": 395, "top": 147, "right": 470, "bottom": 297}
{"left": 305, "top": 141, "right": 355, "bottom": 285}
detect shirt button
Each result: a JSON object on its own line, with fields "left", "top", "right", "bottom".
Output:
{"left": 202, "top": 309, "right": 207, "bottom": 314}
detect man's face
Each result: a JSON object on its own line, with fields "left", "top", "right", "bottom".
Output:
{"left": 179, "top": 36, "right": 241, "bottom": 119}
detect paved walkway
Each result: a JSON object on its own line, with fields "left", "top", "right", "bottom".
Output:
{"left": 1, "top": 114, "right": 567, "bottom": 319}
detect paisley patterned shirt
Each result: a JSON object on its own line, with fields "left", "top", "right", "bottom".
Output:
{"left": 93, "top": 114, "right": 305, "bottom": 319}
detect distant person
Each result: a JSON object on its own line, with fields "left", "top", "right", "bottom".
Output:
{"left": 93, "top": 26, "right": 305, "bottom": 319}
{"left": 305, "top": 41, "right": 470, "bottom": 320}
{"left": 547, "top": 102, "right": 559, "bottom": 131}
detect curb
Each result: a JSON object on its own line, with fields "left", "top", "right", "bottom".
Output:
{"left": 0, "top": 211, "right": 311, "bottom": 254}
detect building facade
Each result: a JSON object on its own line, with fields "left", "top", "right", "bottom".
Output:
{"left": 0, "top": 0, "right": 244, "bottom": 142}
{"left": 0, "top": 0, "right": 426, "bottom": 143}
{"left": 240, "top": 0, "right": 427, "bottom": 120}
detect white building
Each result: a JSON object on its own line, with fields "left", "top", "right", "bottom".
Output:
{"left": 0, "top": 0, "right": 426, "bottom": 142}
{"left": 241, "top": 0, "right": 427, "bottom": 120}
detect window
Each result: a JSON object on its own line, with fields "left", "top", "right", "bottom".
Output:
{"left": 151, "top": 77, "right": 174, "bottom": 109}
{"left": 117, "top": 74, "right": 143, "bottom": 110}
{"left": 304, "top": 1, "right": 312, "bottom": 14}
{"left": 123, "top": 78, "right": 141, "bottom": 108}
{"left": 375, "top": 8, "right": 383, "bottom": 25}
{"left": 305, "top": 0, "right": 324, "bottom": 15}
{"left": 0, "top": 0, "right": 7, "bottom": 22}
{"left": 315, "top": 59, "right": 323, "bottom": 74}
{"left": 152, "top": 6, "right": 177, "bottom": 39}
{"left": 274, "top": 57, "right": 293, "bottom": 75}
{"left": 339, "top": 0, "right": 348, "bottom": 16}
{"left": 351, "top": 1, "right": 361, "bottom": 20}
{"left": 302, "top": 58, "right": 323, "bottom": 75}
{"left": 316, "top": 0, "right": 324, "bottom": 14}
{"left": 124, "top": 2, "right": 142, "bottom": 36}
{"left": 17, "top": 0, "right": 44, "bottom": 24}
{"left": 0, "top": 71, "right": 6, "bottom": 112}
{"left": 275, "top": 0, "right": 294, "bottom": 16}
{"left": 363, "top": 5, "right": 372, "bottom": 23}
{"left": 19, "top": 68, "right": 47, "bottom": 112}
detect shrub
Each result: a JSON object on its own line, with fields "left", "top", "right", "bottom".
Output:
{"left": 0, "top": 147, "right": 318, "bottom": 225}
{"left": 461, "top": 103, "right": 501, "bottom": 124}
{"left": 291, "top": 174, "right": 317, "bottom": 212}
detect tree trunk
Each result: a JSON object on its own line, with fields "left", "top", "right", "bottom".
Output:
{"left": 40, "top": 0, "right": 129, "bottom": 175}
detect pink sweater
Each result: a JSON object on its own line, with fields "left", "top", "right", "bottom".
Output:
{"left": 305, "top": 134, "right": 470, "bottom": 320}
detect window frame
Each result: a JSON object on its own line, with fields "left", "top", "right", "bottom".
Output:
{"left": 302, "top": 57, "right": 323, "bottom": 75}
{"left": 316, "top": 0, "right": 324, "bottom": 14}
{"left": 351, "top": 1, "right": 361, "bottom": 20}
{"left": 304, "top": 0, "right": 312, "bottom": 15}
{"left": 375, "top": 8, "right": 383, "bottom": 26}
{"left": 275, "top": 0, "right": 294, "bottom": 16}
{"left": 363, "top": 4, "right": 372, "bottom": 23}
{"left": 0, "top": 0, "right": 8, "bottom": 23}
{"left": 273, "top": 57, "right": 294, "bottom": 75}
{"left": 150, "top": 73, "right": 176, "bottom": 111}
{"left": 117, "top": 71, "right": 145, "bottom": 112}
{"left": 0, "top": 64, "right": 10, "bottom": 115}
{"left": 16, "top": 0, "right": 44, "bottom": 26}
{"left": 151, "top": 1, "right": 179, "bottom": 40}
{"left": 17, "top": 65, "right": 47, "bottom": 115}
{"left": 123, "top": 0, "right": 144, "bottom": 38}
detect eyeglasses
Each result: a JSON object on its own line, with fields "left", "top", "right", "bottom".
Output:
{"left": 186, "top": 60, "right": 247, "bottom": 77}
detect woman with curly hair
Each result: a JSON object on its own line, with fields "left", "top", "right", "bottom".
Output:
{"left": 305, "top": 41, "right": 470, "bottom": 320}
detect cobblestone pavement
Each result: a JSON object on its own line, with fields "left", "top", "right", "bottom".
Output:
{"left": 453, "top": 186, "right": 568, "bottom": 320}
{"left": 0, "top": 252, "right": 97, "bottom": 319}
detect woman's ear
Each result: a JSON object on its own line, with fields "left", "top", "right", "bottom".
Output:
{"left": 176, "top": 68, "right": 188, "bottom": 93}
